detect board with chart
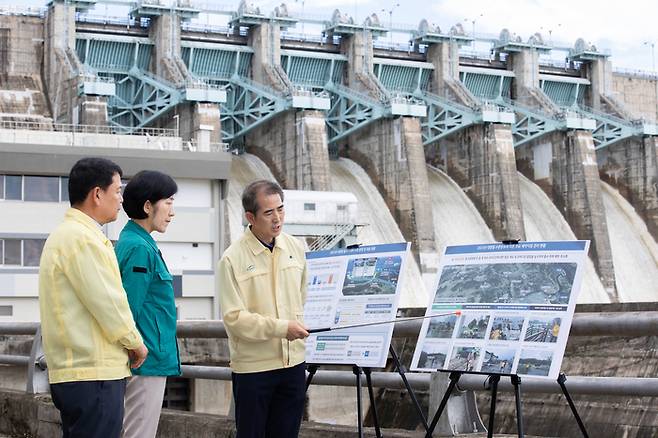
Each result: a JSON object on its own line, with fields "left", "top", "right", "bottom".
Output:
{"left": 303, "top": 243, "right": 410, "bottom": 368}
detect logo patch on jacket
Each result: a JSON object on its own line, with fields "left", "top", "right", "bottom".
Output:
{"left": 246, "top": 264, "right": 255, "bottom": 272}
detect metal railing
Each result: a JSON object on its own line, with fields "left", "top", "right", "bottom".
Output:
{"left": 372, "top": 41, "right": 414, "bottom": 52}
{"left": 189, "top": 2, "right": 235, "bottom": 14}
{"left": 4, "top": 311, "right": 658, "bottom": 396}
{"left": 0, "top": 120, "right": 178, "bottom": 137}
{"left": 613, "top": 67, "right": 658, "bottom": 80}
{"left": 80, "top": 74, "right": 116, "bottom": 84}
{"left": 186, "top": 78, "right": 228, "bottom": 91}
{"left": 76, "top": 14, "right": 151, "bottom": 29}
{"left": 0, "top": 5, "right": 46, "bottom": 17}
{"left": 182, "top": 140, "right": 229, "bottom": 152}
{"left": 281, "top": 32, "right": 326, "bottom": 44}
{"left": 327, "top": 82, "right": 385, "bottom": 107}
{"left": 575, "top": 103, "right": 636, "bottom": 128}
{"left": 290, "top": 84, "right": 330, "bottom": 98}
{"left": 182, "top": 22, "right": 231, "bottom": 34}
{"left": 538, "top": 58, "right": 571, "bottom": 69}
{"left": 458, "top": 50, "right": 494, "bottom": 61}
{"left": 307, "top": 223, "right": 355, "bottom": 251}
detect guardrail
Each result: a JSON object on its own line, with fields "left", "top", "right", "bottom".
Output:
{"left": 182, "top": 140, "right": 229, "bottom": 152}
{"left": 613, "top": 67, "right": 658, "bottom": 80}
{"left": 0, "top": 120, "right": 178, "bottom": 137}
{"left": 6, "top": 310, "right": 658, "bottom": 338}
{"left": 0, "top": 5, "right": 46, "bottom": 17}
{"left": 4, "top": 311, "right": 658, "bottom": 434}
{"left": 4, "top": 311, "right": 658, "bottom": 393}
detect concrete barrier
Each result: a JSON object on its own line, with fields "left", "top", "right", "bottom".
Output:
{"left": 0, "top": 387, "right": 427, "bottom": 438}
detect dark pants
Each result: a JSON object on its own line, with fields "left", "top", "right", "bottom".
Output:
{"left": 50, "top": 379, "right": 126, "bottom": 438}
{"left": 232, "top": 363, "right": 306, "bottom": 438}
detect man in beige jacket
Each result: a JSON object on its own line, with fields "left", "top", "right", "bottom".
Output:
{"left": 218, "top": 180, "right": 309, "bottom": 438}
{"left": 39, "top": 157, "right": 148, "bottom": 438}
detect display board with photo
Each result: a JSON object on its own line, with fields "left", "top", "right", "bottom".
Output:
{"left": 410, "top": 241, "right": 589, "bottom": 379}
{"left": 303, "top": 243, "right": 410, "bottom": 368}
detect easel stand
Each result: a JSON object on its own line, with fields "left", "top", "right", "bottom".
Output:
{"left": 558, "top": 373, "right": 590, "bottom": 438}
{"left": 305, "top": 343, "right": 430, "bottom": 438}
{"left": 388, "top": 345, "right": 430, "bottom": 431}
{"left": 424, "top": 371, "right": 525, "bottom": 438}
{"left": 423, "top": 371, "right": 590, "bottom": 438}
{"left": 306, "top": 364, "right": 382, "bottom": 438}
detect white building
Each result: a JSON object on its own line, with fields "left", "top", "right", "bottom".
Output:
{"left": 0, "top": 132, "right": 231, "bottom": 322}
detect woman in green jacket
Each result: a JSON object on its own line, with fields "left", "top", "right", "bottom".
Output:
{"left": 115, "top": 170, "right": 180, "bottom": 438}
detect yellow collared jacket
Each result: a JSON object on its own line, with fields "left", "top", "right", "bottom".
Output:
{"left": 38, "top": 208, "right": 143, "bottom": 384}
{"left": 218, "top": 228, "right": 307, "bottom": 373}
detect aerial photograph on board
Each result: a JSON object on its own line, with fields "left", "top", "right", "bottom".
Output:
{"left": 434, "top": 263, "right": 577, "bottom": 305}
{"left": 342, "top": 255, "right": 402, "bottom": 296}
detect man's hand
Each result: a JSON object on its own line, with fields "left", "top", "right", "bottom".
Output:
{"left": 286, "top": 320, "right": 309, "bottom": 341}
{"left": 128, "top": 344, "right": 148, "bottom": 369}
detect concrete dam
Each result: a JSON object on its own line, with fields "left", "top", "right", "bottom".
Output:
{"left": 0, "top": 0, "right": 658, "bottom": 436}
{"left": 230, "top": 145, "right": 658, "bottom": 305}
{"left": 0, "top": 1, "right": 655, "bottom": 305}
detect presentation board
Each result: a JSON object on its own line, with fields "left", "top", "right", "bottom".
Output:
{"left": 303, "top": 243, "right": 411, "bottom": 368}
{"left": 411, "top": 241, "right": 589, "bottom": 379}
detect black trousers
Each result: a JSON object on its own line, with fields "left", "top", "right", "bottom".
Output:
{"left": 50, "top": 379, "right": 126, "bottom": 438}
{"left": 232, "top": 363, "right": 306, "bottom": 438}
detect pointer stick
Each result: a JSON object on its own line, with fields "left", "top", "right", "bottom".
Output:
{"left": 308, "top": 310, "right": 462, "bottom": 334}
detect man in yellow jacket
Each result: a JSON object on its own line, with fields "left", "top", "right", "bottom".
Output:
{"left": 39, "top": 157, "right": 148, "bottom": 438}
{"left": 218, "top": 180, "right": 309, "bottom": 438}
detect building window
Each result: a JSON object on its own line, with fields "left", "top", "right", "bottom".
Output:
{"left": 0, "top": 306, "right": 12, "bottom": 317}
{"left": 24, "top": 176, "right": 59, "bottom": 202}
{"left": 23, "top": 239, "right": 46, "bottom": 267}
{"left": 337, "top": 204, "right": 347, "bottom": 211}
{"left": 0, "top": 175, "right": 69, "bottom": 202}
{"left": 5, "top": 176, "right": 21, "bottom": 200}
{"left": 173, "top": 275, "right": 183, "bottom": 298}
{"left": 3, "top": 239, "right": 21, "bottom": 265}
{"left": 60, "top": 177, "right": 69, "bottom": 202}
{"left": 0, "top": 238, "right": 46, "bottom": 267}
{"left": 304, "top": 203, "right": 316, "bottom": 211}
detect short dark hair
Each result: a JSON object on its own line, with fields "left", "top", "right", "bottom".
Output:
{"left": 122, "top": 170, "right": 178, "bottom": 219}
{"left": 68, "top": 157, "right": 123, "bottom": 206}
{"left": 242, "top": 180, "right": 284, "bottom": 215}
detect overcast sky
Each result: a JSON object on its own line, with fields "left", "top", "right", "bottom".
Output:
{"left": 250, "top": 0, "right": 658, "bottom": 72}
{"left": 3, "top": 0, "right": 657, "bottom": 72}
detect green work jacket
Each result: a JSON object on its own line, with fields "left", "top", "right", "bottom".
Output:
{"left": 115, "top": 220, "right": 181, "bottom": 376}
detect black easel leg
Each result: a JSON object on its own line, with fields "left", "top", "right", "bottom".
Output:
{"left": 487, "top": 375, "right": 500, "bottom": 438}
{"left": 558, "top": 374, "right": 590, "bottom": 438}
{"left": 511, "top": 375, "right": 524, "bottom": 438}
{"left": 389, "top": 345, "right": 429, "bottom": 431}
{"left": 354, "top": 366, "right": 365, "bottom": 438}
{"left": 363, "top": 368, "right": 383, "bottom": 438}
{"left": 305, "top": 364, "right": 319, "bottom": 391}
{"left": 425, "top": 371, "right": 462, "bottom": 438}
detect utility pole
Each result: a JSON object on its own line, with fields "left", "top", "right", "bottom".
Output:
{"left": 382, "top": 3, "right": 400, "bottom": 46}
{"left": 644, "top": 41, "right": 657, "bottom": 122}
{"left": 465, "top": 14, "right": 483, "bottom": 50}
{"left": 644, "top": 41, "right": 656, "bottom": 72}
{"left": 295, "top": 0, "right": 305, "bottom": 36}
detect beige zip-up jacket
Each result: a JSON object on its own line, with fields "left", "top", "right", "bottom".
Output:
{"left": 38, "top": 208, "right": 143, "bottom": 384}
{"left": 218, "top": 228, "right": 307, "bottom": 373}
